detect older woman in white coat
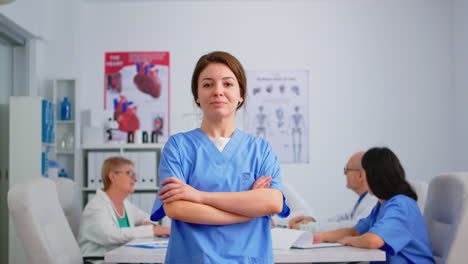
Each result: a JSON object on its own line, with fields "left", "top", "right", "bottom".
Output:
{"left": 78, "top": 156, "right": 170, "bottom": 257}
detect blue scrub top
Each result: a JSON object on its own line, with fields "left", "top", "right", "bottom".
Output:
{"left": 151, "top": 128, "right": 289, "bottom": 264}
{"left": 354, "top": 194, "right": 435, "bottom": 264}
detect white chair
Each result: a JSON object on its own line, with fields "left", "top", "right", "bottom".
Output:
{"left": 423, "top": 172, "right": 468, "bottom": 264}
{"left": 7, "top": 177, "right": 92, "bottom": 264}
{"left": 411, "top": 181, "right": 429, "bottom": 213}
{"left": 51, "top": 177, "right": 82, "bottom": 238}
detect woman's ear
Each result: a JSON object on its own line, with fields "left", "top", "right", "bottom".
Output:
{"left": 108, "top": 172, "right": 116, "bottom": 183}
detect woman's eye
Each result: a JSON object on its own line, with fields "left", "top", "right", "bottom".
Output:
{"left": 225, "top": 82, "right": 233, "bottom": 87}
{"left": 202, "top": 83, "right": 211, "bottom": 88}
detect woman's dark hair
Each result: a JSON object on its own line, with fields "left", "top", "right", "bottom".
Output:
{"left": 362, "top": 147, "right": 417, "bottom": 201}
{"left": 191, "top": 51, "right": 246, "bottom": 110}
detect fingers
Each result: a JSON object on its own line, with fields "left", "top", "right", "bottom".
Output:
{"left": 312, "top": 232, "right": 322, "bottom": 244}
{"left": 288, "top": 215, "right": 305, "bottom": 228}
{"left": 154, "top": 226, "right": 171, "bottom": 236}
{"left": 160, "top": 176, "right": 181, "bottom": 185}
{"left": 158, "top": 188, "right": 183, "bottom": 202}
{"left": 252, "top": 176, "right": 272, "bottom": 189}
{"left": 158, "top": 181, "right": 182, "bottom": 196}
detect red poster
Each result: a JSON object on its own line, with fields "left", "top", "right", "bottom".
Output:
{"left": 104, "top": 52, "right": 170, "bottom": 143}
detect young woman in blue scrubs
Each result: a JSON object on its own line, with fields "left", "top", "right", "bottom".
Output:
{"left": 151, "top": 51, "right": 289, "bottom": 264}
{"left": 313, "top": 147, "right": 435, "bottom": 264}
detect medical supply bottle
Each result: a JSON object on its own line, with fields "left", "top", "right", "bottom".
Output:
{"left": 60, "top": 97, "right": 71, "bottom": 120}
{"left": 58, "top": 168, "right": 69, "bottom": 178}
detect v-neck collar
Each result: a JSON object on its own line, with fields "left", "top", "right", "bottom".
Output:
{"left": 193, "top": 128, "right": 243, "bottom": 161}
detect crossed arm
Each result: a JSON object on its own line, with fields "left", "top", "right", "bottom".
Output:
{"left": 159, "top": 176, "right": 283, "bottom": 225}
{"left": 313, "top": 228, "right": 385, "bottom": 249}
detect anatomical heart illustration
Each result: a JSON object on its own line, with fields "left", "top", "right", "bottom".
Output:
{"left": 133, "top": 61, "right": 161, "bottom": 98}
{"left": 104, "top": 51, "right": 170, "bottom": 143}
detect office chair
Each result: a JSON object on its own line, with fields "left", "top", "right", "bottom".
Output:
{"left": 7, "top": 177, "right": 101, "bottom": 264}
{"left": 51, "top": 177, "right": 82, "bottom": 238}
{"left": 410, "top": 180, "right": 429, "bottom": 213}
{"left": 423, "top": 172, "right": 468, "bottom": 264}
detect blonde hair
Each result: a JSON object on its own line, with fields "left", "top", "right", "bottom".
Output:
{"left": 101, "top": 156, "right": 134, "bottom": 191}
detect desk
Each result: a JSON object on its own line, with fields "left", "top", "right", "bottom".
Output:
{"left": 105, "top": 237, "right": 386, "bottom": 263}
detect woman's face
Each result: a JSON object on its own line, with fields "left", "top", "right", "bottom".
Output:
{"left": 197, "top": 63, "right": 243, "bottom": 121}
{"left": 110, "top": 164, "right": 136, "bottom": 194}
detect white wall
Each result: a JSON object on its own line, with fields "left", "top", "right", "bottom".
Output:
{"left": 76, "top": 0, "right": 455, "bottom": 216}
{"left": 0, "top": 0, "right": 45, "bottom": 37}
{"left": 454, "top": 0, "right": 468, "bottom": 172}
{"left": 0, "top": 0, "right": 79, "bottom": 97}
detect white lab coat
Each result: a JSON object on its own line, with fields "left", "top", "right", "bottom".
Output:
{"left": 300, "top": 192, "right": 378, "bottom": 232}
{"left": 273, "top": 183, "right": 314, "bottom": 226}
{"left": 78, "top": 189, "right": 153, "bottom": 257}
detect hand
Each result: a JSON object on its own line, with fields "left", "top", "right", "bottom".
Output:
{"left": 312, "top": 232, "right": 323, "bottom": 244}
{"left": 251, "top": 176, "right": 272, "bottom": 189}
{"left": 153, "top": 225, "right": 171, "bottom": 236}
{"left": 288, "top": 216, "right": 316, "bottom": 229}
{"left": 142, "top": 221, "right": 153, "bottom": 226}
{"left": 158, "top": 176, "right": 203, "bottom": 203}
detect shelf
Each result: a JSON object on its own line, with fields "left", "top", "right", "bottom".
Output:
{"left": 57, "top": 151, "right": 75, "bottom": 155}
{"left": 56, "top": 120, "right": 75, "bottom": 125}
{"left": 82, "top": 143, "right": 165, "bottom": 150}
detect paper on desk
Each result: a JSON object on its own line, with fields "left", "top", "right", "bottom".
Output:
{"left": 271, "top": 228, "right": 343, "bottom": 250}
{"left": 125, "top": 240, "right": 168, "bottom": 249}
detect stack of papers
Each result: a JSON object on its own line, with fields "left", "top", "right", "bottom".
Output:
{"left": 271, "top": 228, "right": 343, "bottom": 250}
{"left": 125, "top": 240, "right": 168, "bottom": 249}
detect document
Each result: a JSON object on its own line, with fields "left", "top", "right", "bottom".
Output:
{"left": 271, "top": 228, "right": 343, "bottom": 250}
{"left": 125, "top": 240, "right": 168, "bottom": 249}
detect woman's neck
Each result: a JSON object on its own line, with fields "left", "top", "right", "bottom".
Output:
{"left": 105, "top": 188, "right": 127, "bottom": 207}
{"left": 200, "top": 119, "right": 236, "bottom": 138}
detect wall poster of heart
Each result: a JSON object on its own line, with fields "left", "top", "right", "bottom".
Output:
{"left": 104, "top": 51, "right": 170, "bottom": 143}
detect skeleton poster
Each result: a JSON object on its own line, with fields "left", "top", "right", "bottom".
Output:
{"left": 104, "top": 52, "right": 169, "bottom": 143}
{"left": 244, "top": 71, "right": 309, "bottom": 164}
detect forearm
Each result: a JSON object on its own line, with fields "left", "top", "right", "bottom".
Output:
{"left": 163, "top": 201, "right": 252, "bottom": 225}
{"left": 201, "top": 188, "right": 283, "bottom": 217}
{"left": 319, "top": 228, "right": 359, "bottom": 242}
{"left": 340, "top": 232, "right": 385, "bottom": 249}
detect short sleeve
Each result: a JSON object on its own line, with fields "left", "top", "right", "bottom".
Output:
{"left": 258, "top": 140, "right": 290, "bottom": 218}
{"left": 367, "top": 201, "right": 412, "bottom": 255}
{"left": 354, "top": 204, "right": 378, "bottom": 234}
{"left": 150, "top": 136, "right": 186, "bottom": 221}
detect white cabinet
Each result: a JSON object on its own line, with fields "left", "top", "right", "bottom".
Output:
{"left": 82, "top": 143, "right": 163, "bottom": 214}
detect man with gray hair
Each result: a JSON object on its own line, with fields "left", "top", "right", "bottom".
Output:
{"left": 288, "top": 152, "right": 378, "bottom": 232}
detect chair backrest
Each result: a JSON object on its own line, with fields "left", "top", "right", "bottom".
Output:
{"left": 423, "top": 172, "right": 468, "bottom": 264}
{"left": 411, "top": 181, "right": 429, "bottom": 213}
{"left": 51, "top": 177, "right": 82, "bottom": 238}
{"left": 7, "top": 177, "right": 83, "bottom": 264}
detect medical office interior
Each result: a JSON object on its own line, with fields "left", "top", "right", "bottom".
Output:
{"left": 1, "top": 0, "right": 468, "bottom": 263}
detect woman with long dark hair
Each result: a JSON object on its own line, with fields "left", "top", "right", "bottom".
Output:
{"left": 314, "top": 147, "right": 434, "bottom": 264}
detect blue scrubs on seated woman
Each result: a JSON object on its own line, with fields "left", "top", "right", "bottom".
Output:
{"left": 355, "top": 194, "right": 434, "bottom": 264}
{"left": 151, "top": 128, "right": 289, "bottom": 263}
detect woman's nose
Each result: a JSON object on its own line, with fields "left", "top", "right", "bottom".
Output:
{"left": 213, "top": 82, "right": 224, "bottom": 96}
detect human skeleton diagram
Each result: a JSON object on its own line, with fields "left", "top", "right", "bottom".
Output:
{"left": 290, "top": 105, "right": 304, "bottom": 162}
{"left": 256, "top": 105, "right": 268, "bottom": 138}
{"left": 275, "top": 107, "right": 285, "bottom": 129}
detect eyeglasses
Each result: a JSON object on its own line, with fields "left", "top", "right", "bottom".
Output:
{"left": 343, "top": 166, "right": 360, "bottom": 173}
{"left": 113, "top": 170, "right": 137, "bottom": 177}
